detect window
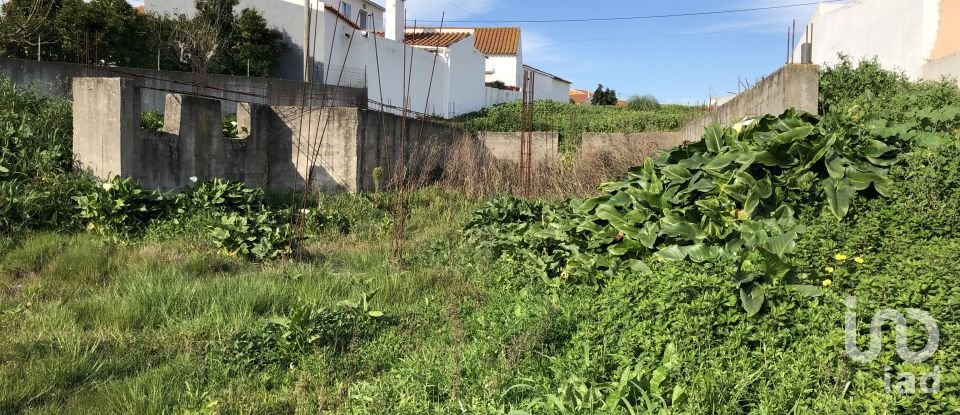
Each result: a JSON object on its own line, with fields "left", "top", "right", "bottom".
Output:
{"left": 340, "top": 3, "right": 352, "bottom": 20}
{"left": 357, "top": 11, "right": 368, "bottom": 29}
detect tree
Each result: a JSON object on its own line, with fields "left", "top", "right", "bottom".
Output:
{"left": 0, "top": 0, "right": 60, "bottom": 59}
{"left": 627, "top": 94, "right": 661, "bottom": 111}
{"left": 219, "top": 8, "right": 285, "bottom": 77}
{"left": 591, "top": 84, "right": 618, "bottom": 106}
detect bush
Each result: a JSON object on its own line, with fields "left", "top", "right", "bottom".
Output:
{"left": 456, "top": 100, "right": 702, "bottom": 147}
{"left": 140, "top": 111, "right": 164, "bottom": 131}
{"left": 0, "top": 78, "right": 87, "bottom": 233}
{"left": 627, "top": 95, "right": 661, "bottom": 111}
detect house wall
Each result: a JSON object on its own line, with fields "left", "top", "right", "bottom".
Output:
{"left": 931, "top": 0, "right": 960, "bottom": 60}
{"left": 791, "top": 0, "right": 943, "bottom": 79}
{"left": 484, "top": 86, "right": 521, "bottom": 108}
{"left": 529, "top": 71, "right": 571, "bottom": 102}
{"left": 486, "top": 55, "right": 521, "bottom": 87}
{"left": 145, "top": 0, "right": 314, "bottom": 81}
{"left": 445, "top": 39, "right": 488, "bottom": 116}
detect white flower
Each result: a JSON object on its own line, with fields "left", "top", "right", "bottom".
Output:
{"left": 189, "top": 176, "right": 198, "bottom": 183}
{"left": 102, "top": 182, "right": 114, "bottom": 191}
{"left": 299, "top": 208, "right": 311, "bottom": 214}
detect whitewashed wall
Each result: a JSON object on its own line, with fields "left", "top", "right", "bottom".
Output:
{"left": 484, "top": 87, "right": 521, "bottom": 108}
{"left": 486, "top": 55, "right": 522, "bottom": 87}
{"left": 529, "top": 71, "right": 571, "bottom": 103}
{"left": 792, "top": 0, "right": 942, "bottom": 78}
{"left": 445, "top": 38, "right": 488, "bottom": 116}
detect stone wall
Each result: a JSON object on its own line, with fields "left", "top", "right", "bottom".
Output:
{"left": 678, "top": 64, "right": 819, "bottom": 142}
{"left": 72, "top": 78, "right": 467, "bottom": 194}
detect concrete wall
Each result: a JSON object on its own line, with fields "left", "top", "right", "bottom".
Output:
{"left": 678, "top": 64, "right": 819, "bottom": 142}
{"left": 0, "top": 57, "right": 365, "bottom": 114}
{"left": 924, "top": 52, "right": 960, "bottom": 84}
{"left": 72, "top": 78, "right": 467, "bottom": 194}
{"left": 527, "top": 67, "right": 572, "bottom": 103}
{"left": 579, "top": 132, "right": 683, "bottom": 157}
{"left": 478, "top": 132, "right": 559, "bottom": 163}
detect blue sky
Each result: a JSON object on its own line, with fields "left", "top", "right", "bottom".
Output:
{"left": 127, "top": 0, "right": 821, "bottom": 104}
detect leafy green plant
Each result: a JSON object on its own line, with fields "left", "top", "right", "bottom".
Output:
{"left": 208, "top": 210, "right": 291, "bottom": 261}
{"left": 466, "top": 107, "right": 908, "bottom": 315}
{"left": 512, "top": 344, "right": 685, "bottom": 414}
{"left": 186, "top": 178, "right": 263, "bottom": 212}
{"left": 74, "top": 176, "right": 177, "bottom": 235}
{"left": 222, "top": 114, "right": 245, "bottom": 138}
{"left": 224, "top": 299, "right": 386, "bottom": 371}
{"left": 140, "top": 111, "right": 164, "bottom": 131}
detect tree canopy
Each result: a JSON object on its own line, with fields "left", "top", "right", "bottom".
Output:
{"left": 0, "top": 0, "right": 285, "bottom": 78}
{"left": 591, "top": 84, "right": 618, "bottom": 106}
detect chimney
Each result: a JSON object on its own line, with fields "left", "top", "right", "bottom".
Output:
{"left": 386, "top": 0, "right": 405, "bottom": 42}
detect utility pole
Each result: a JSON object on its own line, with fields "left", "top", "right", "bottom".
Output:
{"left": 303, "top": 0, "right": 312, "bottom": 82}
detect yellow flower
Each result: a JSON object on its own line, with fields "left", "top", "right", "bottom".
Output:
{"left": 822, "top": 279, "right": 832, "bottom": 287}
{"left": 825, "top": 266, "right": 835, "bottom": 273}
{"left": 834, "top": 253, "right": 848, "bottom": 261}
{"left": 854, "top": 256, "right": 865, "bottom": 264}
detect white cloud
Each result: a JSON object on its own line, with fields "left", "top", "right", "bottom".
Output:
{"left": 405, "top": 0, "right": 497, "bottom": 22}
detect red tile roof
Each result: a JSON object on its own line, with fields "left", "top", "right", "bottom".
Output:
{"left": 474, "top": 28, "right": 520, "bottom": 55}
{"left": 403, "top": 27, "right": 521, "bottom": 55}
{"left": 404, "top": 32, "right": 471, "bottom": 48}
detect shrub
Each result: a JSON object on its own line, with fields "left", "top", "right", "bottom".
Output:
{"left": 208, "top": 210, "right": 291, "bottom": 261}
{"left": 140, "top": 111, "right": 164, "bottom": 131}
{"left": 224, "top": 300, "right": 386, "bottom": 371}
{"left": 627, "top": 94, "right": 661, "bottom": 111}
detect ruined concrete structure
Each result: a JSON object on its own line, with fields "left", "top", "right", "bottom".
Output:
{"left": 73, "top": 78, "right": 465, "bottom": 193}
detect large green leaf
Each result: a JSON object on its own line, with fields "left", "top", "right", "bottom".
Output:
{"left": 739, "top": 284, "right": 765, "bottom": 316}
{"left": 823, "top": 178, "right": 853, "bottom": 219}
{"left": 654, "top": 245, "right": 686, "bottom": 261}
{"left": 763, "top": 231, "right": 797, "bottom": 256}
{"left": 704, "top": 123, "right": 724, "bottom": 153}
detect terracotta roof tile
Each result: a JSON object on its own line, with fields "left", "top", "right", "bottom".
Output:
{"left": 325, "top": 4, "right": 362, "bottom": 31}
{"left": 474, "top": 27, "right": 520, "bottom": 55}
{"left": 404, "top": 32, "right": 471, "bottom": 48}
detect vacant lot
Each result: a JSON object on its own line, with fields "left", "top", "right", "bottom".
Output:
{"left": 2, "top": 59, "right": 960, "bottom": 414}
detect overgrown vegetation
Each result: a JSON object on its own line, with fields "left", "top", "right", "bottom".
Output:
{"left": 0, "top": 0, "right": 286, "bottom": 77}
{"left": 2, "top": 60, "right": 960, "bottom": 414}
{"left": 456, "top": 100, "right": 703, "bottom": 148}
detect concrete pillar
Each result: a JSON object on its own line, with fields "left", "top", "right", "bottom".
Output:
{"left": 238, "top": 102, "right": 271, "bottom": 187}
{"left": 72, "top": 77, "right": 140, "bottom": 181}
{"left": 175, "top": 94, "right": 224, "bottom": 182}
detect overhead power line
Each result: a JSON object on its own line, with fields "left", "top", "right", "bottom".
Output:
{"left": 408, "top": 0, "right": 842, "bottom": 24}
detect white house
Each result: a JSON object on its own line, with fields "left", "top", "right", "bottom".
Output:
{"left": 523, "top": 65, "right": 573, "bottom": 103}
{"left": 143, "top": 0, "right": 572, "bottom": 117}
{"left": 792, "top": 0, "right": 960, "bottom": 81}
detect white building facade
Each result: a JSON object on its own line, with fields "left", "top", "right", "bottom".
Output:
{"left": 792, "top": 0, "right": 960, "bottom": 81}
{"left": 143, "top": 0, "right": 572, "bottom": 117}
